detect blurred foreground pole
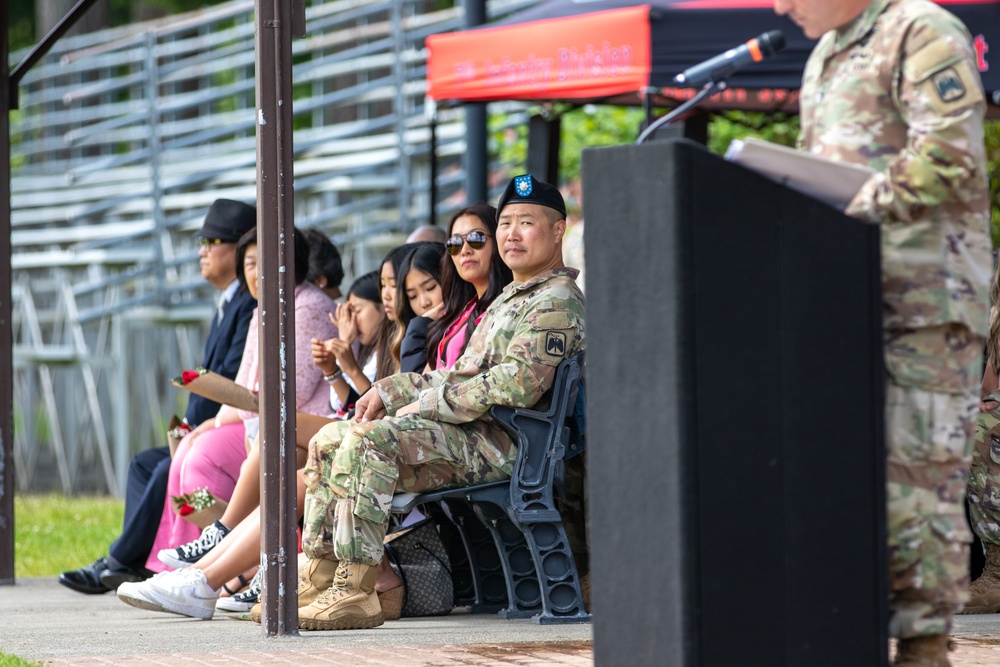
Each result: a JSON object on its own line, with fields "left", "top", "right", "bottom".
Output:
{"left": 0, "top": 0, "right": 13, "bottom": 586}
{"left": 255, "top": 0, "right": 304, "bottom": 636}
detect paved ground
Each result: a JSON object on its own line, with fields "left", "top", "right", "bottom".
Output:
{"left": 1, "top": 578, "right": 592, "bottom": 666}
{"left": 5, "top": 578, "right": 1000, "bottom": 665}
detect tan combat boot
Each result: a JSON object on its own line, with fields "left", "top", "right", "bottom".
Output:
{"left": 962, "top": 545, "right": 1000, "bottom": 614}
{"left": 297, "top": 561, "right": 383, "bottom": 631}
{"left": 249, "top": 558, "right": 340, "bottom": 623}
{"left": 893, "top": 635, "right": 952, "bottom": 667}
{"left": 296, "top": 558, "right": 340, "bottom": 608}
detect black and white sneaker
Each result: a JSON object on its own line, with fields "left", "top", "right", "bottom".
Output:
{"left": 216, "top": 569, "right": 261, "bottom": 612}
{"left": 157, "top": 520, "right": 229, "bottom": 569}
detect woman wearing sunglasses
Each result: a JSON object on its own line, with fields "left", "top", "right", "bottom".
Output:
{"left": 427, "top": 202, "right": 513, "bottom": 371}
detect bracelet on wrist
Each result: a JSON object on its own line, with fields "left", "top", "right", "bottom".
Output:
{"left": 324, "top": 369, "right": 344, "bottom": 384}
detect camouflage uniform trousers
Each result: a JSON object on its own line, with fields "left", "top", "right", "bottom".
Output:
{"left": 967, "top": 390, "right": 1000, "bottom": 547}
{"left": 301, "top": 415, "right": 514, "bottom": 566}
{"left": 886, "top": 380, "right": 978, "bottom": 638}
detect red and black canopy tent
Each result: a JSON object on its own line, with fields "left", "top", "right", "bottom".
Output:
{"left": 428, "top": 0, "right": 999, "bottom": 108}
{"left": 424, "top": 0, "right": 999, "bottom": 191}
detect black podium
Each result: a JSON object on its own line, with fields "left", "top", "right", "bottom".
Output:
{"left": 582, "top": 139, "right": 888, "bottom": 667}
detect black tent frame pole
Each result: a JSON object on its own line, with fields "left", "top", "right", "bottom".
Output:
{"left": 463, "top": 0, "right": 488, "bottom": 204}
{"left": 10, "top": 0, "right": 101, "bottom": 109}
{"left": 429, "top": 110, "right": 438, "bottom": 225}
{"left": 527, "top": 113, "right": 561, "bottom": 187}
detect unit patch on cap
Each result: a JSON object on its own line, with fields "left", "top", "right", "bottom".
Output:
{"left": 496, "top": 173, "right": 567, "bottom": 221}
{"left": 515, "top": 175, "right": 533, "bottom": 197}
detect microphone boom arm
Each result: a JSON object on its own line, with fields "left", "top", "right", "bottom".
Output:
{"left": 635, "top": 80, "right": 727, "bottom": 145}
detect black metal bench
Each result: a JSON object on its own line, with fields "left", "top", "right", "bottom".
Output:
{"left": 390, "top": 353, "right": 589, "bottom": 624}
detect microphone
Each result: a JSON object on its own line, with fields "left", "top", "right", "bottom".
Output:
{"left": 674, "top": 30, "right": 786, "bottom": 87}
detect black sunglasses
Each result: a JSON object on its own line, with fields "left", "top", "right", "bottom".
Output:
{"left": 445, "top": 230, "right": 491, "bottom": 255}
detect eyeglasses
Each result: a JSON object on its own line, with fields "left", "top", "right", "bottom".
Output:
{"left": 199, "top": 238, "right": 226, "bottom": 249}
{"left": 445, "top": 230, "right": 490, "bottom": 256}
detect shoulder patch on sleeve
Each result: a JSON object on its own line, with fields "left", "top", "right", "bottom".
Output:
{"left": 544, "top": 331, "right": 567, "bottom": 358}
{"left": 903, "top": 33, "right": 984, "bottom": 115}
{"left": 921, "top": 58, "right": 983, "bottom": 114}
{"left": 930, "top": 66, "right": 967, "bottom": 103}
{"left": 528, "top": 308, "right": 578, "bottom": 365}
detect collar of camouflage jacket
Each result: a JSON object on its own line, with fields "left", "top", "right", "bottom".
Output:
{"left": 833, "top": 0, "right": 892, "bottom": 53}
{"left": 507, "top": 266, "right": 580, "bottom": 295}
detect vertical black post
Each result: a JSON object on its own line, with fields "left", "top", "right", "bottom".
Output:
{"left": 429, "top": 111, "right": 438, "bottom": 225}
{"left": 463, "top": 0, "right": 487, "bottom": 203}
{"left": 255, "top": 0, "right": 299, "bottom": 636}
{"left": 0, "top": 0, "right": 15, "bottom": 586}
{"left": 526, "top": 114, "right": 561, "bottom": 186}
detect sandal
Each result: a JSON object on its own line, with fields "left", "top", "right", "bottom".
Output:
{"left": 378, "top": 585, "right": 404, "bottom": 621}
{"left": 220, "top": 572, "right": 251, "bottom": 597}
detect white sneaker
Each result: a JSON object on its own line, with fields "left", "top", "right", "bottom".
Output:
{"left": 119, "top": 568, "right": 219, "bottom": 620}
{"left": 117, "top": 571, "right": 175, "bottom": 612}
{"left": 115, "top": 570, "right": 188, "bottom": 611}
{"left": 158, "top": 520, "right": 229, "bottom": 569}
{"left": 216, "top": 569, "right": 261, "bottom": 612}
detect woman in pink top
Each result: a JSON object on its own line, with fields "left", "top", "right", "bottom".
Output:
{"left": 427, "top": 202, "right": 513, "bottom": 371}
{"left": 146, "top": 227, "right": 337, "bottom": 573}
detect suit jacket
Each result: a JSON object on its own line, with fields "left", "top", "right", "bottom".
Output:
{"left": 184, "top": 286, "right": 256, "bottom": 427}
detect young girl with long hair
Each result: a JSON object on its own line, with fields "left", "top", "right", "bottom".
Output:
{"left": 377, "top": 242, "right": 421, "bottom": 378}
{"left": 393, "top": 242, "right": 446, "bottom": 373}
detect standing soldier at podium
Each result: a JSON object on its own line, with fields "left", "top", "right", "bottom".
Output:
{"left": 774, "top": 0, "right": 991, "bottom": 664}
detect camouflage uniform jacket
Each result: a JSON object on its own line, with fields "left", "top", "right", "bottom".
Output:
{"left": 375, "top": 267, "right": 585, "bottom": 427}
{"left": 798, "top": 0, "right": 991, "bottom": 340}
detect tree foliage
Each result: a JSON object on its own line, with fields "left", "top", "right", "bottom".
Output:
{"left": 987, "top": 120, "right": 1000, "bottom": 245}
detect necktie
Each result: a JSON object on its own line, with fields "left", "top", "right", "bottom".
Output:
{"left": 215, "top": 296, "right": 227, "bottom": 326}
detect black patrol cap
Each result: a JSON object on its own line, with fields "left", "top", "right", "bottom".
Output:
{"left": 196, "top": 199, "right": 257, "bottom": 243}
{"left": 496, "top": 174, "right": 566, "bottom": 221}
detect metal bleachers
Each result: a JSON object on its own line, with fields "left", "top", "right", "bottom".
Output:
{"left": 10, "top": 0, "right": 537, "bottom": 494}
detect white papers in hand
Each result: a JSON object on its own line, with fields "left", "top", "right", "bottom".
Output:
{"left": 724, "top": 138, "right": 875, "bottom": 211}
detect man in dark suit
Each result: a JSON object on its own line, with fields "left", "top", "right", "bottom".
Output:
{"left": 59, "top": 199, "right": 258, "bottom": 594}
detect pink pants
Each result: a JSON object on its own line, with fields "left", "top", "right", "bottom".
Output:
{"left": 145, "top": 421, "right": 247, "bottom": 572}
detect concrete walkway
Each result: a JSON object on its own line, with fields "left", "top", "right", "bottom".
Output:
{"left": 5, "top": 577, "right": 1000, "bottom": 665}
{"left": 1, "top": 578, "right": 592, "bottom": 665}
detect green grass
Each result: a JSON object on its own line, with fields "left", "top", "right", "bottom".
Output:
{"left": 14, "top": 494, "right": 125, "bottom": 578}
{"left": 0, "top": 651, "right": 41, "bottom": 666}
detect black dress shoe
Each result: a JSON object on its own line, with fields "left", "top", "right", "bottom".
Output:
{"left": 58, "top": 557, "right": 111, "bottom": 595}
{"left": 99, "top": 564, "right": 154, "bottom": 591}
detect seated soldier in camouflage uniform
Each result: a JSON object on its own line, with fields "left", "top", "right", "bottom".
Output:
{"left": 295, "top": 174, "right": 586, "bottom": 631}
